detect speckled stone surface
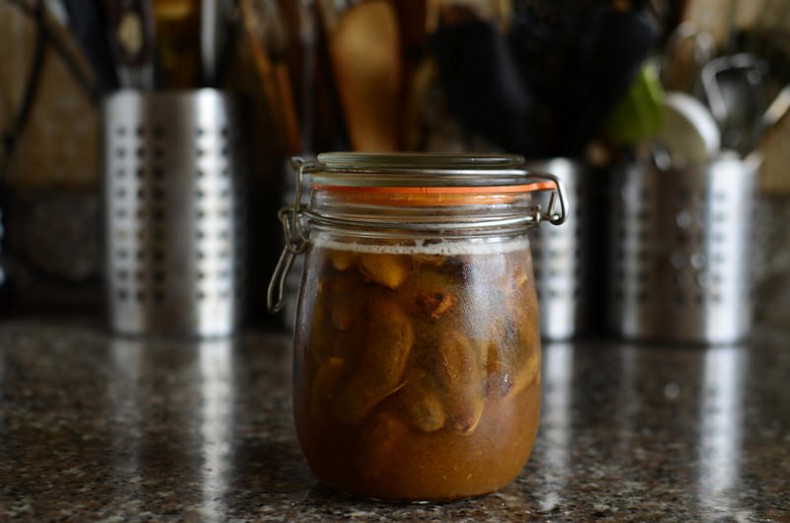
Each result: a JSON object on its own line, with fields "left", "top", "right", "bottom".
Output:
{"left": 0, "top": 316, "right": 788, "bottom": 522}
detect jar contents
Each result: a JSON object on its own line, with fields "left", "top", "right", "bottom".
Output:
{"left": 293, "top": 236, "right": 541, "bottom": 501}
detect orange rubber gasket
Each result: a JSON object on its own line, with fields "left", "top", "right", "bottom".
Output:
{"left": 311, "top": 181, "right": 557, "bottom": 194}
{"left": 310, "top": 180, "right": 557, "bottom": 207}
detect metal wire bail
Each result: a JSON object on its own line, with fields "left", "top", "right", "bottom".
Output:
{"left": 267, "top": 157, "right": 313, "bottom": 313}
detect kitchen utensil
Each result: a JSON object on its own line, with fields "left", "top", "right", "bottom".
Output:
{"left": 721, "top": 0, "right": 740, "bottom": 52}
{"left": 298, "top": 0, "right": 318, "bottom": 153}
{"left": 395, "top": 0, "right": 428, "bottom": 54}
{"left": 61, "top": 0, "right": 119, "bottom": 92}
{"left": 328, "top": 0, "right": 401, "bottom": 151}
{"left": 200, "top": 0, "right": 231, "bottom": 86}
{"left": 656, "top": 91, "right": 720, "bottom": 167}
{"left": 431, "top": 11, "right": 533, "bottom": 155}
{"left": 758, "top": 84, "right": 790, "bottom": 136}
{"left": 199, "top": 0, "right": 238, "bottom": 87}
{"left": 558, "top": 2, "right": 658, "bottom": 157}
{"left": 749, "top": 85, "right": 790, "bottom": 164}
{"left": 660, "top": 21, "right": 715, "bottom": 94}
{"left": 105, "top": 0, "right": 156, "bottom": 89}
{"left": 507, "top": 0, "right": 590, "bottom": 157}
{"left": 102, "top": 90, "right": 248, "bottom": 338}
{"left": 0, "top": 201, "right": 9, "bottom": 312}
{"left": 152, "top": 0, "right": 201, "bottom": 89}
{"left": 746, "top": 0, "right": 790, "bottom": 61}
{"left": 316, "top": 0, "right": 356, "bottom": 33}
{"left": 681, "top": 0, "right": 737, "bottom": 50}
{"left": 262, "top": 0, "right": 302, "bottom": 155}
{"left": 393, "top": 0, "right": 429, "bottom": 150}
{"left": 747, "top": 84, "right": 790, "bottom": 194}
{"left": 240, "top": 0, "right": 300, "bottom": 154}
{"left": 700, "top": 53, "right": 768, "bottom": 155}
{"left": 603, "top": 63, "right": 665, "bottom": 147}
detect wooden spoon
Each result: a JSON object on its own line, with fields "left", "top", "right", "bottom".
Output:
{"left": 328, "top": 0, "right": 402, "bottom": 152}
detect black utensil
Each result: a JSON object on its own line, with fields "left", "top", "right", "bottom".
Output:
{"left": 558, "top": 3, "right": 658, "bottom": 157}
{"left": 431, "top": 13, "right": 535, "bottom": 156}
{"left": 507, "top": 0, "right": 600, "bottom": 157}
{"left": 61, "top": 0, "right": 119, "bottom": 92}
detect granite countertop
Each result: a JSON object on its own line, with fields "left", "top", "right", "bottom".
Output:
{"left": 0, "top": 316, "right": 788, "bottom": 522}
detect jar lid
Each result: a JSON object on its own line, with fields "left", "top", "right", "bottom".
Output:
{"left": 308, "top": 152, "right": 551, "bottom": 191}
{"left": 316, "top": 152, "right": 523, "bottom": 171}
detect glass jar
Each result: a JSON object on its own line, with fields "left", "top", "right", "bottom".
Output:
{"left": 268, "top": 153, "right": 566, "bottom": 501}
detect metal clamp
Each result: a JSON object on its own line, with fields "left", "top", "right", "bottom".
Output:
{"left": 267, "top": 157, "right": 313, "bottom": 313}
{"left": 529, "top": 172, "right": 567, "bottom": 227}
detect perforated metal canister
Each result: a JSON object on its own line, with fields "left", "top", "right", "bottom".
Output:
{"left": 102, "top": 90, "right": 247, "bottom": 338}
{"left": 527, "top": 159, "right": 591, "bottom": 340}
{"left": 607, "top": 156, "right": 756, "bottom": 344}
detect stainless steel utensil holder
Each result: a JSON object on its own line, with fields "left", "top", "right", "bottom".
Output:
{"left": 528, "top": 159, "right": 591, "bottom": 340}
{"left": 607, "top": 156, "right": 756, "bottom": 344}
{"left": 102, "top": 90, "right": 246, "bottom": 338}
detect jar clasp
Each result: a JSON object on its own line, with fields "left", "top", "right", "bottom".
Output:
{"left": 267, "top": 157, "right": 312, "bottom": 313}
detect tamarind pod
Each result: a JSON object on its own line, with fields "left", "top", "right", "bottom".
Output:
{"left": 331, "top": 292, "right": 356, "bottom": 331}
{"left": 395, "top": 369, "right": 446, "bottom": 433}
{"left": 330, "top": 249, "right": 357, "bottom": 271}
{"left": 359, "top": 253, "right": 410, "bottom": 289}
{"left": 433, "top": 328, "right": 485, "bottom": 435}
{"left": 400, "top": 270, "right": 459, "bottom": 319}
{"left": 485, "top": 313, "right": 541, "bottom": 400}
{"left": 310, "top": 357, "right": 346, "bottom": 419}
{"left": 333, "top": 299, "right": 414, "bottom": 424}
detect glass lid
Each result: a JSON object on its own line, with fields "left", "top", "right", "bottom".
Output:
{"left": 308, "top": 152, "right": 543, "bottom": 189}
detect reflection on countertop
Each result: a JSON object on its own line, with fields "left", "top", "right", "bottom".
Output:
{"left": 0, "top": 316, "right": 788, "bottom": 522}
